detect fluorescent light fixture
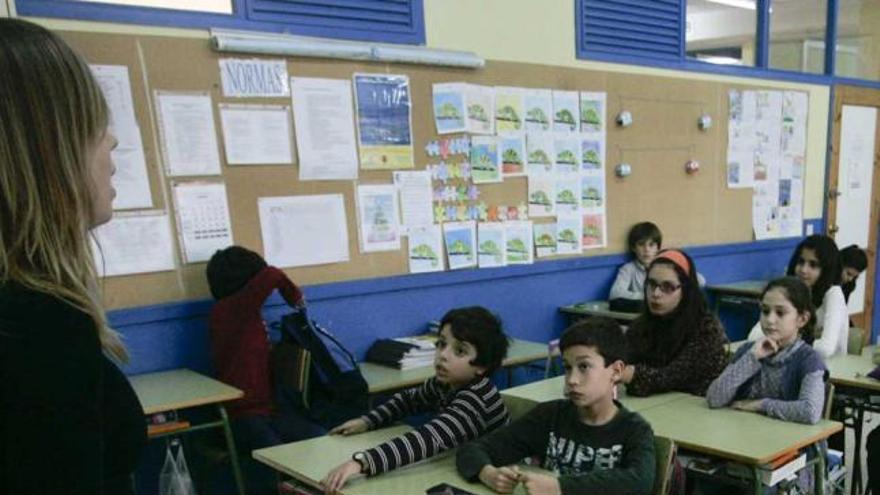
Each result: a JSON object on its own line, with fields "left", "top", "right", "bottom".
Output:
{"left": 210, "top": 29, "right": 484, "bottom": 69}
{"left": 698, "top": 55, "right": 744, "bottom": 65}
{"left": 704, "top": 0, "right": 756, "bottom": 10}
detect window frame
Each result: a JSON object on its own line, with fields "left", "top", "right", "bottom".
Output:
{"left": 14, "top": 0, "right": 426, "bottom": 45}
{"left": 575, "top": 0, "right": 880, "bottom": 89}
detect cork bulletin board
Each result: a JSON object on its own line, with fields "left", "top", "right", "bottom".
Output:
{"left": 60, "top": 30, "right": 756, "bottom": 310}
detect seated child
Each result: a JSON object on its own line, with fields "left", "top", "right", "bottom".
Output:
{"left": 610, "top": 222, "right": 704, "bottom": 311}
{"left": 707, "top": 277, "right": 825, "bottom": 425}
{"left": 840, "top": 244, "right": 868, "bottom": 303}
{"left": 623, "top": 249, "right": 727, "bottom": 397}
{"left": 748, "top": 234, "right": 847, "bottom": 358}
{"left": 609, "top": 221, "right": 662, "bottom": 304}
{"left": 456, "top": 317, "right": 656, "bottom": 495}
{"left": 321, "top": 306, "right": 510, "bottom": 494}
{"left": 207, "top": 246, "right": 325, "bottom": 452}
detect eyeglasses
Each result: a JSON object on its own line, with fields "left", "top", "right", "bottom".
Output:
{"left": 646, "top": 279, "right": 681, "bottom": 295}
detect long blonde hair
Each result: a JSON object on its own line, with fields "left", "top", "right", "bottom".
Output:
{"left": 0, "top": 19, "right": 127, "bottom": 362}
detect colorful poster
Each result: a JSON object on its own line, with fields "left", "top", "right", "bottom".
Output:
{"left": 477, "top": 222, "right": 507, "bottom": 268}
{"left": 526, "top": 132, "right": 554, "bottom": 174}
{"left": 523, "top": 89, "right": 553, "bottom": 132}
{"left": 408, "top": 225, "right": 444, "bottom": 273}
{"left": 581, "top": 174, "right": 605, "bottom": 210}
{"left": 579, "top": 92, "right": 606, "bottom": 133}
{"left": 556, "top": 215, "right": 583, "bottom": 255}
{"left": 582, "top": 213, "right": 606, "bottom": 249}
{"left": 554, "top": 135, "right": 581, "bottom": 174}
{"left": 356, "top": 184, "right": 401, "bottom": 252}
{"left": 465, "top": 84, "right": 495, "bottom": 134}
{"left": 555, "top": 175, "right": 580, "bottom": 215}
{"left": 470, "top": 136, "right": 502, "bottom": 184}
{"left": 353, "top": 73, "right": 414, "bottom": 170}
{"left": 581, "top": 136, "right": 604, "bottom": 172}
{"left": 443, "top": 221, "right": 477, "bottom": 270}
{"left": 534, "top": 222, "right": 557, "bottom": 258}
{"left": 432, "top": 82, "right": 467, "bottom": 134}
{"left": 504, "top": 221, "right": 534, "bottom": 265}
{"left": 495, "top": 87, "right": 524, "bottom": 133}
{"left": 499, "top": 134, "right": 526, "bottom": 177}
{"left": 528, "top": 173, "right": 555, "bottom": 217}
{"left": 552, "top": 90, "right": 579, "bottom": 133}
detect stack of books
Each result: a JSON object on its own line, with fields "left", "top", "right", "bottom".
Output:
{"left": 366, "top": 334, "right": 438, "bottom": 370}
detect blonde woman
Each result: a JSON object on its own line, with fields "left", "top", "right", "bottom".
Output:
{"left": 0, "top": 19, "right": 146, "bottom": 494}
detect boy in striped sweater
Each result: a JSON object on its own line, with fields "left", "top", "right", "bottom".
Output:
{"left": 321, "top": 306, "right": 510, "bottom": 494}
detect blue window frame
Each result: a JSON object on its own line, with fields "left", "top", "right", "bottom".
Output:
{"left": 575, "top": 0, "right": 880, "bottom": 88}
{"left": 15, "top": 0, "right": 426, "bottom": 45}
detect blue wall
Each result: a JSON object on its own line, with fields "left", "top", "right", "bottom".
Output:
{"left": 113, "top": 237, "right": 804, "bottom": 377}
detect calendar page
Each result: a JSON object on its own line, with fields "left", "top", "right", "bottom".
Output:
{"left": 172, "top": 182, "right": 234, "bottom": 263}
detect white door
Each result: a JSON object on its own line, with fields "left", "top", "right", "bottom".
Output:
{"left": 835, "top": 105, "right": 877, "bottom": 314}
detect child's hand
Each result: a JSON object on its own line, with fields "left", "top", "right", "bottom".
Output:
{"left": 520, "top": 472, "right": 561, "bottom": 495}
{"left": 478, "top": 465, "right": 522, "bottom": 493}
{"left": 731, "top": 399, "right": 763, "bottom": 412}
{"left": 321, "top": 460, "right": 362, "bottom": 494}
{"left": 329, "top": 418, "right": 368, "bottom": 436}
{"left": 752, "top": 337, "right": 779, "bottom": 360}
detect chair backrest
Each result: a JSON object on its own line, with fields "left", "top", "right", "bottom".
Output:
{"left": 544, "top": 339, "right": 561, "bottom": 378}
{"left": 824, "top": 381, "right": 835, "bottom": 420}
{"left": 848, "top": 327, "right": 865, "bottom": 355}
{"left": 653, "top": 436, "right": 676, "bottom": 495}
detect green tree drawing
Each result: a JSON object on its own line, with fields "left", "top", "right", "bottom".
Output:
{"left": 581, "top": 106, "right": 601, "bottom": 126}
{"left": 502, "top": 147, "right": 522, "bottom": 165}
{"left": 556, "top": 150, "right": 576, "bottom": 165}
{"left": 437, "top": 102, "right": 461, "bottom": 120}
{"left": 582, "top": 148, "right": 600, "bottom": 165}
{"left": 530, "top": 191, "right": 550, "bottom": 206}
{"left": 558, "top": 229, "right": 577, "bottom": 243}
{"left": 528, "top": 149, "right": 551, "bottom": 165}
{"left": 496, "top": 105, "right": 522, "bottom": 129}
{"left": 479, "top": 240, "right": 500, "bottom": 255}
{"left": 468, "top": 104, "right": 488, "bottom": 122}
{"left": 526, "top": 107, "right": 549, "bottom": 126}
{"left": 555, "top": 109, "right": 576, "bottom": 127}
{"left": 507, "top": 238, "right": 527, "bottom": 254}
{"left": 557, "top": 189, "right": 576, "bottom": 204}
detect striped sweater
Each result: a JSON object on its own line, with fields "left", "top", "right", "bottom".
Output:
{"left": 358, "top": 376, "right": 509, "bottom": 476}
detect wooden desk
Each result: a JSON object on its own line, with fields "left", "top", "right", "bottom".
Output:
{"left": 254, "top": 425, "right": 536, "bottom": 495}
{"left": 129, "top": 369, "right": 245, "bottom": 495}
{"left": 500, "top": 376, "right": 689, "bottom": 420}
{"left": 558, "top": 300, "right": 639, "bottom": 324}
{"left": 641, "top": 394, "right": 841, "bottom": 495}
{"left": 361, "top": 338, "right": 548, "bottom": 394}
{"left": 826, "top": 347, "right": 880, "bottom": 494}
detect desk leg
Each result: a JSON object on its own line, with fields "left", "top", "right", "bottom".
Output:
{"left": 851, "top": 404, "right": 866, "bottom": 495}
{"left": 815, "top": 443, "right": 826, "bottom": 495}
{"left": 751, "top": 465, "right": 762, "bottom": 495}
{"left": 218, "top": 405, "right": 246, "bottom": 495}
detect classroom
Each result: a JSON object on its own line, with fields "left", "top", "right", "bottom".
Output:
{"left": 1, "top": 0, "right": 879, "bottom": 494}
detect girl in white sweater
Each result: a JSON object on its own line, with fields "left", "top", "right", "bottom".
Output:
{"left": 748, "top": 235, "right": 847, "bottom": 358}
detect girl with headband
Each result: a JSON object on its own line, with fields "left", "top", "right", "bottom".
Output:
{"left": 622, "top": 249, "right": 728, "bottom": 396}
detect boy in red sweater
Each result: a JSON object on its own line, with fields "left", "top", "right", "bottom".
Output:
{"left": 207, "top": 246, "right": 325, "bottom": 453}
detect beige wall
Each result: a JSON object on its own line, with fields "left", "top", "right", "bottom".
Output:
{"left": 21, "top": 0, "right": 830, "bottom": 218}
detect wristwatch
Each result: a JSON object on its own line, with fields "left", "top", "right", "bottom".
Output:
{"left": 352, "top": 451, "right": 369, "bottom": 474}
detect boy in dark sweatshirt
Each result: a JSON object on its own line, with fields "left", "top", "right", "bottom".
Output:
{"left": 456, "top": 317, "right": 655, "bottom": 495}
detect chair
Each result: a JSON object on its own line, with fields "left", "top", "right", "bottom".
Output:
{"left": 848, "top": 326, "right": 866, "bottom": 355}
{"left": 544, "top": 339, "right": 561, "bottom": 378}
{"left": 824, "top": 381, "right": 835, "bottom": 420}
{"left": 653, "top": 436, "right": 677, "bottom": 495}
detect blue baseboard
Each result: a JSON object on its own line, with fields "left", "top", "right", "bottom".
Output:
{"left": 112, "top": 236, "right": 804, "bottom": 376}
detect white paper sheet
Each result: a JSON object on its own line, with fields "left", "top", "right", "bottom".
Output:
{"left": 504, "top": 221, "right": 534, "bottom": 265}
{"left": 290, "top": 77, "right": 359, "bottom": 181}
{"left": 393, "top": 171, "right": 434, "bottom": 234}
{"left": 443, "top": 221, "right": 477, "bottom": 270}
{"left": 90, "top": 64, "right": 137, "bottom": 128}
{"left": 171, "top": 182, "right": 234, "bottom": 263}
{"left": 219, "top": 104, "right": 294, "bottom": 165}
{"left": 408, "top": 225, "right": 445, "bottom": 273}
{"left": 219, "top": 58, "right": 290, "bottom": 98}
{"left": 258, "top": 195, "right": 349, "bottom": 268}
{"left": 91, "top": 211, "right": 176, "bottom": 277}
{"left": 155, "top": 91, "right": 222, "bottom": 176}
{"left": 534, "top": 222, "right": 557, "bottom": 258}
{"left": 477, "top": 222, "right": 507, "bottom": 268}
{"left": 556, "top": 215, "right": 583, "bottom": 255}
{"left": 111, "top": 129, "right": 153, "bottom": 210}
{"left": 356, "top": 184, "right": 402, "bottom": 252}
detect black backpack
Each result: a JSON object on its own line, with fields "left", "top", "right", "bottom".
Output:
{"left": 273, "top": 305, "right": 369, "bottom": 429}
